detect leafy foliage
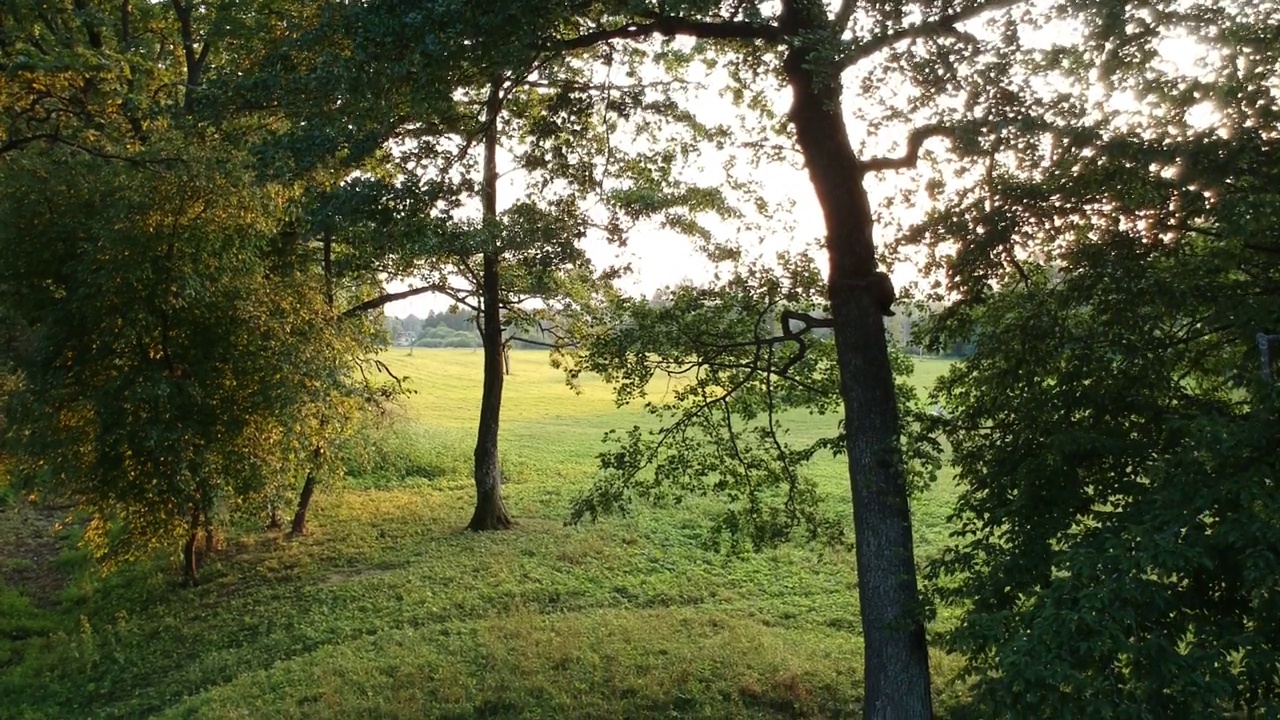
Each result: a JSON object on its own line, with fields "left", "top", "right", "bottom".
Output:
{"left": 913, "top": 1, "right": 1280, "bottom": 713}
{"left": 0, "top": 143, "right": 370, "bottom": 567}
{"left": 564, "top": 253, "right": 942, "bottom": 549}
{"left": 0, "top": 0, "right": 386, "bottom": 575}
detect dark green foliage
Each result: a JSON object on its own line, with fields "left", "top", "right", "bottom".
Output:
{"left": 0, "top": 144, "right": 366, "bottom": 567}
{"left": 931, "top": 253, "right": 1279, "bottom": 716}
{"left": 914, "top": 2, "right": 1280, "bottom": 712}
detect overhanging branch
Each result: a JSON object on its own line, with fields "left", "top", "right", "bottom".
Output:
{"left": 342, "top": 285, "right": 443, "bottom": 317}
{"left": 839, "top": 0, "right": 1028, "bottom": 68}
{"left": 833, "top": 0, "right": 856, "bottom": 36}
{"left": 859, "top": 124, "right": 955, "bottom": 175}
{"left": 559, "top": 16, "right": 784, "bottom": 51}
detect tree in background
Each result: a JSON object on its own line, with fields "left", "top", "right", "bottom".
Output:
{"left": 911, "top": 1, "right": 1280, "bottom": 714}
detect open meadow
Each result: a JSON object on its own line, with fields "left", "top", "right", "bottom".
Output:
{"left": 0, "top": 349, "right": 958, "bottom": 719}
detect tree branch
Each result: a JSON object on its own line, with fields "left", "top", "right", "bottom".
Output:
{"left": 510, "top": 334, "right": 565, "bottom": 349}
{"left": 858, "top": 124, "right": 955, "bottom": 175}
{"left": 342, "top": 285, "right": 442, "bottom": 317}
{"left": 780, "top": 310, "right": 835, "bottom": 331}
{"left": 559, "top": 16, "right": 784, "bottom": 52}
{"left": 839, "top": 0, "right": 1028, "bottom": 69}
{"left": 72, "top": 0, "right": 104, "bottom": 50}
{"left": 0, "top": 132, "right": 182, "bottom": 165}
{"left": 0, "top": 134, "right": 53, "bottom": 155}
{"left": 833, "top": 0, "right": 856, "bottom": 36}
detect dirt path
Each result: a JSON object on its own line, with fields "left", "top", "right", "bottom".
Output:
{"left": 0, "top": 502, "right": 71, "bottom": 606}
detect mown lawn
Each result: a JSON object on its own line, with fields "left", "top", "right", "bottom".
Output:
{"left": 0, "top": 350, "right": 958, "bottom": 719}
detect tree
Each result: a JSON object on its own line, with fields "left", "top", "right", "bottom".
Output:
{"left": 0, "top": 0, "right": 377, "bottom": 582}
{"left": 0, "top": 143, "right": 365, "bottom": 582}
{"left": 445, "top": 3, "right": 1042, "bottom": 715}
{"left": 445, "top": 1, "right": 1279, "bottom": 715}
{"left": 241, "top": 1, "right": 740, "bottom": 532}
{"left": 311, "top": 84, "right": 605, "bottom": 531}
{"left": 911, "top": 2, "right": 1280, "bottom": 714}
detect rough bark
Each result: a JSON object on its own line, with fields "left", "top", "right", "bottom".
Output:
{"left": 782, "top": 4, "right": 933, "bottom": 718}
{"left": 468, "top": 82, "right": 514, "bottom": 532}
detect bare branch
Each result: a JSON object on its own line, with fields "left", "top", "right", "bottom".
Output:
{"left": 780, "top": 310, "right": 835, "bottom": 331}
{"left": 522, "top": 78, "right": 700, "bottom": 93}
{"left": 839, "top": 0, "right": 1028, "bottom": 69}
{"left": 370, "top": 358, "right": 404, "bottom": 385}
{"left": 859, "top": 124, "right": 955, "bottom": 175}
{"left": 509, "top": 334, "right": 565, "bottom": 349}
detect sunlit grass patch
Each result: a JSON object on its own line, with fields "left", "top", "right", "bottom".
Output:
{"left": 163, "top": 608, "right": 867, "bottom": 720}
{"left": 0, "top": 349, "right": 959, "bottom": 718}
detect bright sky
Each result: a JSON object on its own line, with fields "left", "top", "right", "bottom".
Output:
{"left": 384, "top": 8, "right": 1216, "bottom": 319}
{"left": 385, "top": 70, "right": 833, "bottom": 317}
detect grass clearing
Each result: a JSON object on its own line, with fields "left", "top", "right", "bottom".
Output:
{"left": 0, "top": 349, "right": 958, "bottom": 719}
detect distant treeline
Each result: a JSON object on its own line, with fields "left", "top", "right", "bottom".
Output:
{"left": 384, "top": 310, "right": 547, "bottom": 349}
{"left": 385, "top": 307, "right": 972, "bottom": 356}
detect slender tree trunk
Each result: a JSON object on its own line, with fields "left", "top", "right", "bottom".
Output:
{"left": 470, "top": 280, "right": 513, "bottom": 530}
{"left": 182, "top": 508, "right": 201, "bottom": 585}
{"left": 202, "top": 520, "right": 216, "bottom": 557}
{"left": 291, "top": 443, "right": 326, "bottom": 535}
{"left": 782, "top": 7, "right": 933, "bottom": 718}
{"left": 291, "top": 469, "right": 317, "bottom": 536}
{"left": 469, "top": 82, "right": 514, "bottom": 532}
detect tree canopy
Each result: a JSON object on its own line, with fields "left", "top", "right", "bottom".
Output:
{"left": 2, "top": 0, "right": 1277, "bottom": 715}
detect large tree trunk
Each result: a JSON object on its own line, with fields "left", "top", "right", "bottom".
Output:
{"left": 782, "top": 8, "right": 933, "bottom": 719}
{"left": 469, "top": 82, "right": 514, "bottom": 532}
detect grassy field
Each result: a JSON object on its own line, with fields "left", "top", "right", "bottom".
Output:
{"left": 0, "top": 349, "right": 958, "bottom": 719}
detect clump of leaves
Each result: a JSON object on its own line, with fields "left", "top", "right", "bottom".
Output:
{"left": 566, "top": 252, "right": 942, "bottom": 549}
{"left": 915, "top": 37, "right": 1280, "bottom": 718}
{"left": 0, "top": 143, "right": 366, "bottom": 578}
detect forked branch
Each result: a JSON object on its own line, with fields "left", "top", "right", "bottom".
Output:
{"left": 859, "top": 124, "right": 955, "bottom": 175}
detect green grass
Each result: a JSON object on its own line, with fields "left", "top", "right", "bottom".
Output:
{"left": 0, "top": 349, "right": 959, "bottom": 719}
